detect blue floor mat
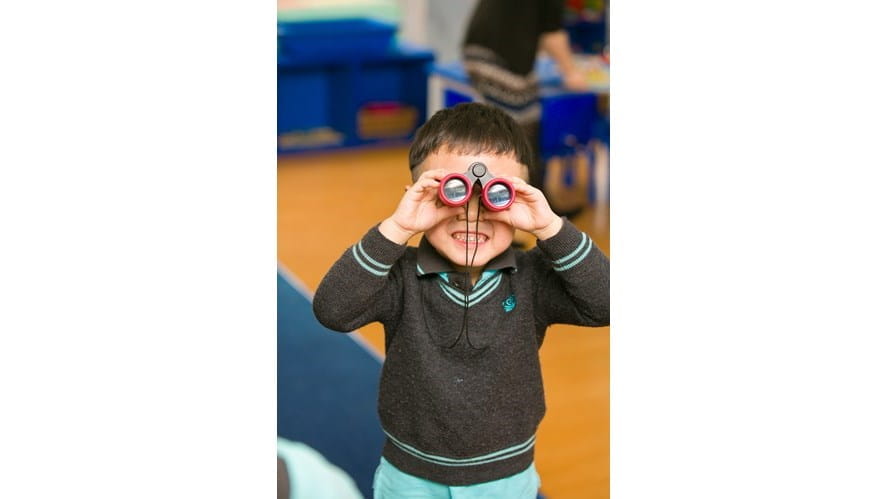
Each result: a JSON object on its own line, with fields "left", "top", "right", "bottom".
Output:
{"left": 277, "top": 271, "right": 384, "bottom": 499}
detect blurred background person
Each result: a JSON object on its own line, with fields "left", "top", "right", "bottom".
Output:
{"left": 462, "top": 0, "right": 588, "bottom": 202}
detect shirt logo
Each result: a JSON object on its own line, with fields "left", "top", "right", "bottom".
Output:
{"left": 502, "top": 294, "right": 516, "bottom": 312}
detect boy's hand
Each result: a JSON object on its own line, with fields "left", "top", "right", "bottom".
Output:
{"left": 379, "top": 169, "right": 462, "bottom": 245}
{"left": 486, "top": 176, "right": 563, "bottom": 240}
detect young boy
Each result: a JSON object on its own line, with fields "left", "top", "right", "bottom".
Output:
{"left": 313, "top": 102, "right": 609, "bottom": 498}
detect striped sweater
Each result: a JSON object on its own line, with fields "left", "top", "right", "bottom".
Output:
{"left": 312, "top": 218, "right": 609, "bottom": 485}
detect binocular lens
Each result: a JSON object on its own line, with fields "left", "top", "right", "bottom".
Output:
{"left": 485, "top": 182, "right": 513, "bottom": 208}
{"left": 442, "top": 177, "right": 469, "bottom": 203}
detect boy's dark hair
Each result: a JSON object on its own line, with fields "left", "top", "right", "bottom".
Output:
{"left": 408, "top": 103, "right": 535, "bottom": 177}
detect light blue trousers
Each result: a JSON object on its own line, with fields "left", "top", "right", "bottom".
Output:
{"left": 373, "top": 457, "right": 541, "bottom": 499}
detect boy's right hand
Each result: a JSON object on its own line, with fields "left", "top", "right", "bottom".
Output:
{"left": 378, "top": 169, "right": 462, "bottom": 245}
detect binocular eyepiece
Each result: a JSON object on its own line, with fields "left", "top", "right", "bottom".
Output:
{"left": 438, "top": 162, "right": 515, "bottom": 211}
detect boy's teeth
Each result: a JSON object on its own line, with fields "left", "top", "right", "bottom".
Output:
{"left": 455, "top": 233, "right": 487, "bottom": 243}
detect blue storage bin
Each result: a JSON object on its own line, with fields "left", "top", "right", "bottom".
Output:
{"left": 277, "top": 43, "right": 434, "bottom": 153}
{"left": 278, "top": 18, "right": 396, "bottom": 61}
{"left": 278, "top": 65, "right": 350, "bottom": 150}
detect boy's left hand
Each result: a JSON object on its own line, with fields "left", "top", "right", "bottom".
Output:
{"left": 485, "top": 177, "right": 563, "bottom": 240}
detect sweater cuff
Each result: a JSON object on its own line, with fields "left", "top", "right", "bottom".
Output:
{"left": 349, "top": 224, "right": 409, "bottom": 277}
{"left": 535, "top": 218, "right": 595, "bottom": 269}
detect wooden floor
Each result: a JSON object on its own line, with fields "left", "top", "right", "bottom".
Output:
{"left": 278, "top": 145, "right": 610, "bottom": 498}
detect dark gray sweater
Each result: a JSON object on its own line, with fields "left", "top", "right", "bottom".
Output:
{"left": 313, "top": 219, "right": 609, "bottom": 485}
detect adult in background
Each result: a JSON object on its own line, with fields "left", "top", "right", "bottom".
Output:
{"left": 462, "top": 0, "right": 588, "bottom": 217}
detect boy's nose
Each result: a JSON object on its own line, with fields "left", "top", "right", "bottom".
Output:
{"left": 456, "top": 191, "right": 486, "bottom": 221}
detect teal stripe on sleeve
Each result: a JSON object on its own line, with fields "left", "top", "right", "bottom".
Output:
{"left": 553, "top": 240, "right": 593, "bottom": 272}
{"left": 357, "top": 240, "right": 392, "bottom": 270}
{"left": 552, "top": 233, "right": 589, "bottom": 265}
{"left": 351, "top": 245, "right": 388, "bottom": 276}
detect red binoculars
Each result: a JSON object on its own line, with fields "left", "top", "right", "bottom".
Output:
{"left": 438, "top": 162, "right": 515, "bottom": 211}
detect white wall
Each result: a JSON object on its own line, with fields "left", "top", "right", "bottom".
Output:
{"left": 396, "top": 0, "right": 477, "bottom": 63}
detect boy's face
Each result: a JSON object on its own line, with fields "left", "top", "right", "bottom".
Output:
{"left": 416, "top": 149, "right": 528, "bottom": 275}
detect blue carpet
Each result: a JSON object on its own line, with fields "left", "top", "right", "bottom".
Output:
{"left": 277, "top": 271, "right": 384, "bottom": 499}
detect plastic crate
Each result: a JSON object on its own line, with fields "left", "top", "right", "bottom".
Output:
{"left": 357, "top": 102, "right": 419, "bottom": 139}
{"left": 277, "top": 18, "right": 396, "bottom": 61}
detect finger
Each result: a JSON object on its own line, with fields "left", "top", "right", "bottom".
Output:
{"left": 407, "top": 175, "right": 439, "bottom": 193}
{"left": 510, "top": 179, "right": 546, "bottom": 199}
{"left": 416, "top": 176, "right": 443, "bottom": 193}
{"left": 503, "top": 175, "right": 529, "bottom": 186}
{"left": 417, "top": 168, "right": 448, "bottom": 182}
{"left": 504, "top": 176, "right": 534, "bottom": 192}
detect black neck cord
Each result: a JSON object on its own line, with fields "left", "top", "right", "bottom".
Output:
{"left": 446, "top": 198, "right": 484, "bottom": 350}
